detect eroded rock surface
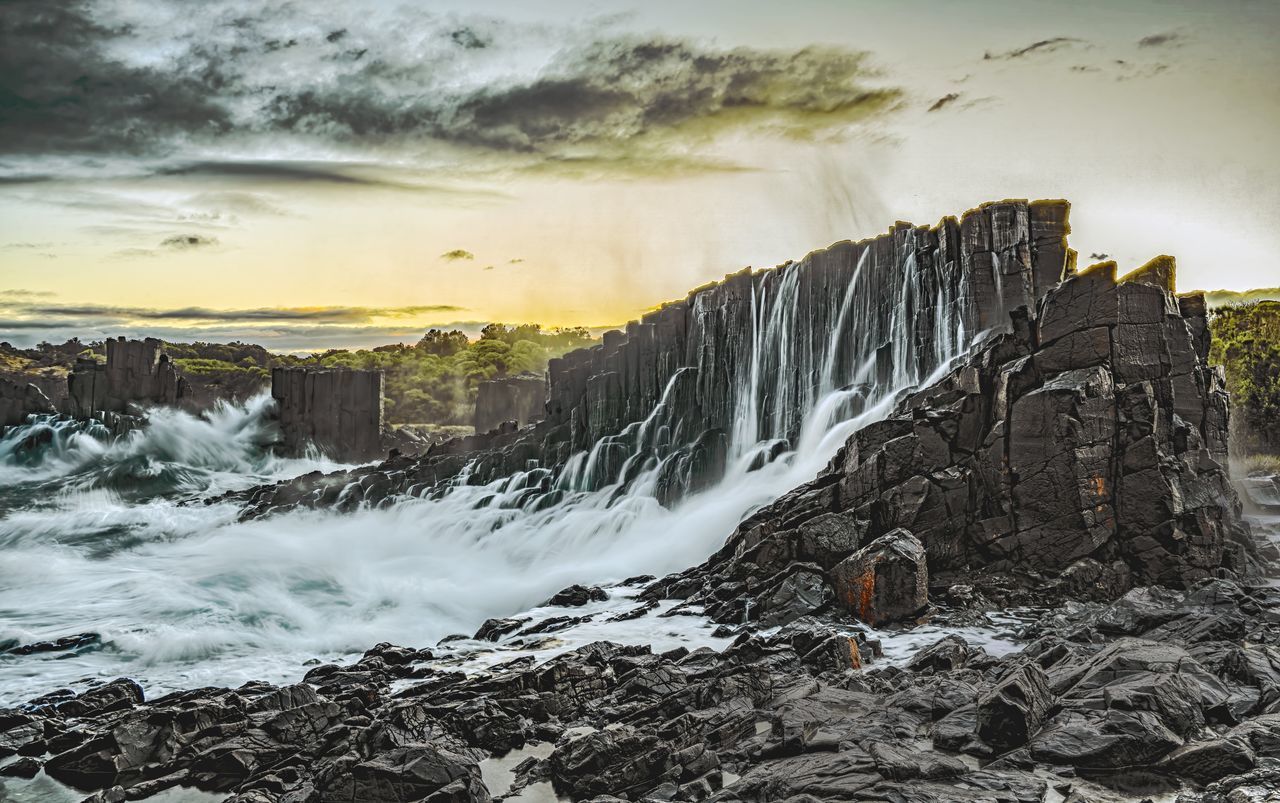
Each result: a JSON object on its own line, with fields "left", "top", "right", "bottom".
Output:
{"left": 651, "top": 259, "right": 1257, "bottom": 631}
{"left": 2, "top": 580, "right": 1277, "bottom": 802}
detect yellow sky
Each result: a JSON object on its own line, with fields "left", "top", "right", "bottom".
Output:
{"left": 2, "top": 0, "right": 1277, "bottom": 349}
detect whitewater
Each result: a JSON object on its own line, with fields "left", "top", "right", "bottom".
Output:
{"left": 0, "top": 241, "right": 999, "bottom": 707}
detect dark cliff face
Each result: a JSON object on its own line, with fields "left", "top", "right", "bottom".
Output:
{"left": 0, "top": 338, "right": 189, "bottom": 430}
{"left": 474, "top": 374, "right": 547, "bottom": 435}
{"left": 652, "top": 256, "right": 1255, "bottom": 627}
{"left": 63, "top": 337, "right": 188, "bottom": 419}
{"left": 238, "top": 199, "right": 1073, "bottom": 515}
{"left": 271, "top": 368, "right": 385, "bottom": 463}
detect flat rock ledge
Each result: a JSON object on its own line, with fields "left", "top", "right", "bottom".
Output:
{"left": 2, "top": 578, "right": 1278, "bottom": 802}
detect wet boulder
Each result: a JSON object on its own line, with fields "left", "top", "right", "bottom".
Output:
{"left": 830, "top": 529, "right": 928, "bottom": 626}
{"left": 473, "top": 617, "right": 529, "bottom": 642}
{"left": 908, "top": 634, "right": 980, "bottom": 673}
{"left": 318, "top": 744, "right": 490, "bottom": 802}
{"left": 757, "top": 567, "right": 834, "bottom": 627}
{"left": 1157, "top": 735, "right": 1256, "bottom": 785}
{"left": 976, "top": 664, "right": 1053, "bottom": 752}
{"left": 544, "top": 585, "right": 609, "bottom": 607}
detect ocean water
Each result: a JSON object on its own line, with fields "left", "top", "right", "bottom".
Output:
{"left": 1, "top": 247, "right": 994, "bottom": 707}
{"left": 0, "top": 384, "right": 917, "bottom": 706}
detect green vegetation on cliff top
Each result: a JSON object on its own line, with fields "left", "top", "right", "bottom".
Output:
{"left": 1209, "top": 300, "right": 1280, "bottom": 455}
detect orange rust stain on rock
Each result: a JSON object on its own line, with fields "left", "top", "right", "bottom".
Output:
{"left": 854, "top": 570, "right": 876, "bottom": 624}
{"left": 846, "top": 637, "right": 862, "bottom": 669}
{"left": 1090, "top": 475, "right": 1107, "bottom": 497}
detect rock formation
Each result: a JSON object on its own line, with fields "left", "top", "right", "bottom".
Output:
{"left": 271, "top": 367, "right": 385, "bottom": 462}
{"left": 3, "top": 579, "right": 1277, "bottom": 802}
{"left": 473, "top": 373, "right": 546, "bottom": 434}
{"left": 652, "top": 257, "right": 1256, "bottom": 629}
{"left": 63, "top": 337, "right": 188, "bottom": 419}
{"left": 0, "top": 376, "right": 56, "bottom": 428}
{"left": 234, "top": 199, "right": 1074, "bottom": 515}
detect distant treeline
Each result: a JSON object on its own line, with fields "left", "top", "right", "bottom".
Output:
{"left": 5, "top": 305, "right": 1278, "bottom": 447}
{"left": 1, "top": 324, "right": 595, "bottom": 426}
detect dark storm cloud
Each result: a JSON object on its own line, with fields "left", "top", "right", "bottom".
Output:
{"left": 0, "top": 1, "right": 899, "bottom": 175}
{"left": 0, "top": 2, "right": 233, "bottom": 156}
{"left": 984, "top": 37, "right": 1083, "bottom": 60}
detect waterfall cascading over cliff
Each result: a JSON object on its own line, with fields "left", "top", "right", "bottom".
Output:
{"left": 0, "top": 199, "right": 1073, "bottom": 701}
{"left": 244, "top": 199, "right": 1071, "bottom": 515}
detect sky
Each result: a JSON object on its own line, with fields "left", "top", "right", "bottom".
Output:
{"left": 1, "top": 0, "right": 1278, "bottom": 351}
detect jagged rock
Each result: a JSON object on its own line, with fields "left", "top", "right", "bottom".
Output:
{"left": 908, "top": 634, "right": 979, "bottom": 673}
{"left": 641, "top": 254, "right": 1255, "bottom": 631}
{"left": 318, "top": 745, "right": 491, "bottom": 802}
{"left": 830, "top": 529, "right": 928, "bottom": 626}
{"left": 758, "top": 568, "right": 833, "bottom": 627}
{"left": 544, "top": 584, "right": 609, "bottom": 607}
{"left": 976, "top": 664, "right": 1053, "bottom": 752}
{"left": 3, "top": 631, "right": 101, "bottom": 656}
{"left": 1158, "top": 736, "right": 1256, "bottom": 785}
{"left": 867, "top": 740, "right": 966, "bottom": 780}
{"left": 7, "top": 576, "right": 1279, "bottom": 803}
{"left": 0, "top": 756, "right": 41, "bottom": 778}
{"left": 474, "top": 617, "right": 530, "bottom": 641}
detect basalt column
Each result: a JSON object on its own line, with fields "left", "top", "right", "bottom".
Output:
{"left": 271, "top": 368, "right": 385, "bottom": 462}
{"left": 474, "top": 374, "right": 547, "bottom": 434}
{"left": 64, "top": 337, "right": 188, "bottom": 418}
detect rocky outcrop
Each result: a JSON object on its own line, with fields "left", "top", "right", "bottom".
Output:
{"left": 232, "top": 199, "right": 1073, "bottom": 516}
{"left": 651, "top": 257, "right": 1255, "bottom": 629}
{"left": 0, "top": 376, "right": 56, "bottom": 428}
{"left": 271, "top": 368, "right": 385, "bottom": 462}
{"left": 830, "top": 529, "right": 929, "bottom": 625}
{"left": 3, "top": 578, "right": 1277, "bottom": 802}
{"left": 63, "top": 338, "right": 188, "bottom": 419}
{"left": 473, "top": 373, "right": 546, "bottom": 434}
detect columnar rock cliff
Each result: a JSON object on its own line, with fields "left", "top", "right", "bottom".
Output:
{"left": 474, "top": 373, "right": 547, "bottom": 434}
{"left": 237, "top": 199, "right": 1073, "bottom": 514}
{"left": 64, "top": 337, "right": 188, "bottom": 418}
{"left": 271, "top": 367, "right": 384, "bottom": 462}
{"left": 651, "top": 257, "right": 1256, "bottom": 629}
{"left": 0, "top": 376, "right": 56, "bottom": 428}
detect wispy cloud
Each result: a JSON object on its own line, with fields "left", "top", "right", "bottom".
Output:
{"left": 1138, "top": 31, "right": 1186, "bottom": 48}
{"left": 0, "top": 301, "right": 467, "bottom": 327}
{"left": 927, "top": 93, "right": 960, "bottom": 112}
{"left": 984, "top": 37, "right": 1084, "bottom": 60}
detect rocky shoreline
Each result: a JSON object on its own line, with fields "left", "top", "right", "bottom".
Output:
{"left": 2, "top": 568, "right": 1278, "bottom": 802}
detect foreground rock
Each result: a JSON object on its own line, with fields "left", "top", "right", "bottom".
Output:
{"left": 2, "top": 579, "right": 1277, "bottom": 802}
